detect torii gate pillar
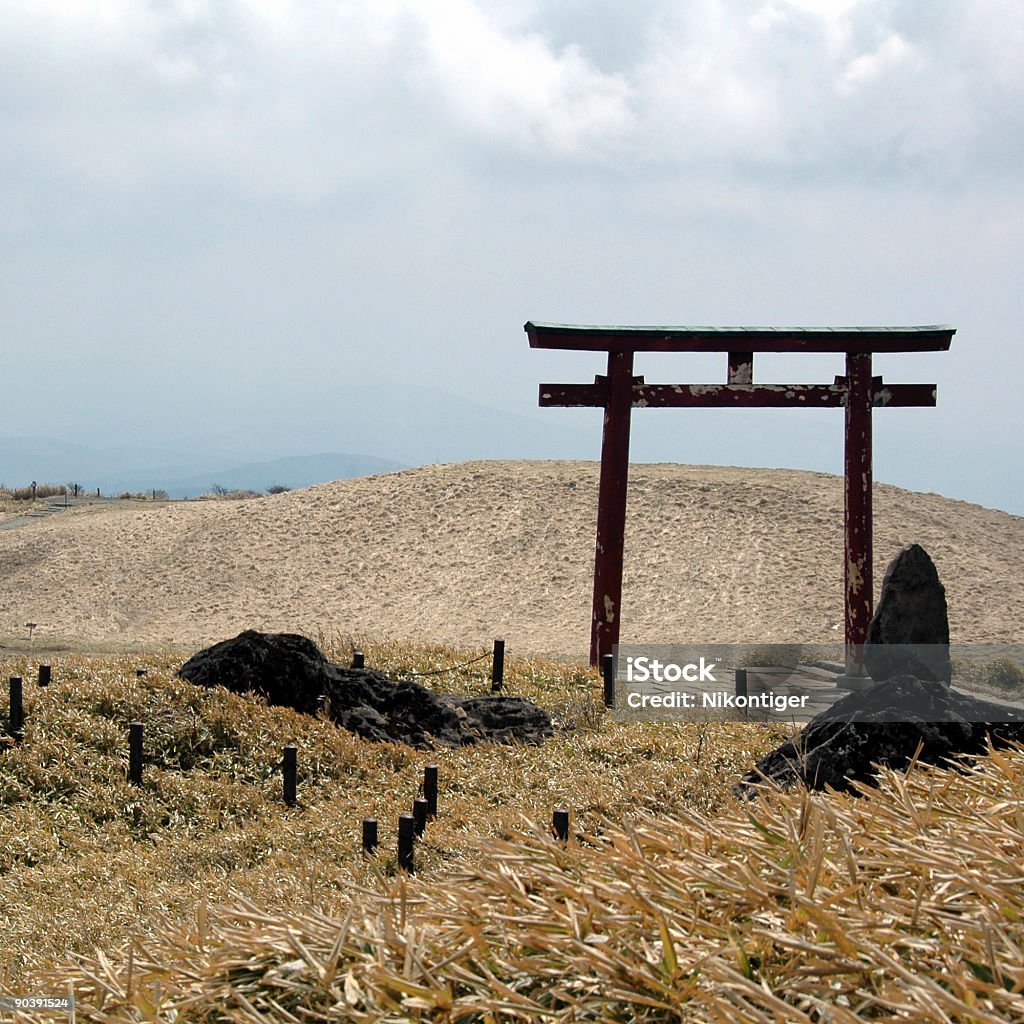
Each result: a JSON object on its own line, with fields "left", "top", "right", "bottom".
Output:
{"left": 527, "top": 321, "right": 955, "bottom": 682}
{"left": 592, "top": 350, "right": 634, "bottom": 666}
{"left": 844, "top": 351, "right": 874, "bottom": 683}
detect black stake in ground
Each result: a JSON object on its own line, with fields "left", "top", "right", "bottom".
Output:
{"left": 38, "top": 664, "right": 51, "bottom": 688}
{"left": 491, "top": 638, "right": 505, "bottom": 692}
{"left": 553, "top": 808, "right": 570, "bottom": 842}
{"left": 352, "top": 651, "right": 365, "bottom": 669}
{"left": 283, "top": 745, "right": 297, "bottom": 806}
{"left": 129, "top": 722, "right": 144, "bottom": 786}
{"left": 602, "top": 654, "right": 615, "bottom": 708}
{"left": 413, "top": 798, "right": 429, "bottom": 837}
{"left": 8, "top": 677, "right": 24, "bottom": 743}
{"left": 424, "top": 765, "right": 438, "bottom": 818}
{"left": 735, "top": 668, "right": 748, "bottom": 698}
{"left": 362, "top": 818, "right": 378, "bottom": 857}
{"left": 398, "top": 815, "right": 415, "bottom": 873}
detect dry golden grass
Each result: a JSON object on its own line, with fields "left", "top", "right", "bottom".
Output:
{"left": 0, "top": 498, "right": 42, "bottom": 518}
{"left": 2, "top": 635, "right": 1023, "bottom": 1021}
{"left": 0, "top": 639, "right": 771, "bottom": 996}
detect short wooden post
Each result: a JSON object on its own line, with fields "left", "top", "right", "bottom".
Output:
{"left": 602, "top": 653, "right": 615, "bottom": 708}
{"left": 398, "top": 814, "right": 415, "bottom": 873}
{"left": 38, "top": 664, "right": 51, "bottom": 687}
{"left": 129, "top": 722, "right": 144, "bottom": 785}
{"left": 735, "top": 668, "right": 748, "bottom": 699}
{"left": 283, "top": 745, "right": 297, "bottom": 806}
{"left": 362, "top": 817, "right": 378, "bottom": 857}
{"left": 491, "top": 638, "right": 505, "bottom": 691}
{"left": 424, "top": 764, "right": 438, "bottom": 818}
{"left": 553, "top": 807, "right": 570, "bottom": 842}
{"left": 9, "top": 677, "right": 24, "bottom": 742}
{"left": 352, "top": 651, "right": 365, "bottom": 669}
{"left": 413, "top": 798, "right": 428, "bottom": 837}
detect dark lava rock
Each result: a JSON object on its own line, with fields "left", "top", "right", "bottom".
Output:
{"left": 864, "top": 544, "right": 951, "bottom": 685}
{"left": 457, "top": 697, "right": 555, "bottom": 744}
{"left": 735, "top": 674, "right": 1024, "bottom": 797}
{"left": 177, "top": 630, "right": 334, "bottom": 715}
{"left": 178, "top": 630, "right": 552, "bottom": 749}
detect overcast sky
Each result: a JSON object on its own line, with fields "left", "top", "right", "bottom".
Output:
{"left": 1, "top": 1, "right": 1021, "bottom": 510}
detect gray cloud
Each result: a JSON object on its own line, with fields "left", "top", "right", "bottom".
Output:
{"left": 4, "top": 0, "right": 1021, "bottom": 198}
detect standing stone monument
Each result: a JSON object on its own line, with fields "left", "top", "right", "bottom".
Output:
{"left": 864, "top": 543, "right": 951, "bottom": 685}
{"left": 734, "top": 543, "right": 1024, "bottom": 796}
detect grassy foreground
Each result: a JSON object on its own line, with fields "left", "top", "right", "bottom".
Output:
{"left": 0, "top": 636, "right": 1022, "bottom": 1022}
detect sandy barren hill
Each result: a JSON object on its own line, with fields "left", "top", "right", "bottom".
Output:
{"left": 0, "top": 460, "right": 1021, "bottom": 658}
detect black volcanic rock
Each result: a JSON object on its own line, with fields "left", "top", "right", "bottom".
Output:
{"left": 457, "top": 697, "right": 555, "bottom": 744}
{"left": 735, "top": 675, "right": 1024, "bottom": 797}
{"left": 864, "top": 544, "right": 951, "bottom": 685}
{"left": 178, "top": 630, "right": 336, "bottom": 715}
{"left": 178, "top": 630, "right": 552, "bottom": 749}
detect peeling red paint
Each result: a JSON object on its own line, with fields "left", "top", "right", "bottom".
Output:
{"left": 539, "top": 382, "right": 936, "bottom": 410}
{"left": 844, "top": 352, "right": 874, "bottom": 675}
{"left": 591, "top": 350, "right": 634, "bottom": 665}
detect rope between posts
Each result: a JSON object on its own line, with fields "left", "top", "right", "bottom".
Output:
{"left": 403, "top": 652, "right": 492, "bottom": 678}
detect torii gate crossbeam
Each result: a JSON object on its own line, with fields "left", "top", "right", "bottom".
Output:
{"left": 526, "top": 321, "right": 956, "bottom": 685}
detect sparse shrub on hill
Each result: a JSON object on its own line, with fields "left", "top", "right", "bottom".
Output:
{"left": 202, "top": 484, "right": 262, "bottom": 500}
{"left": 115, "top": 489, "right": 171, "bottom": 500}
{"left": 0, "top": 482, "right": 68, "bottom": 502}
{"left": 267, "top": 483, "right": 291, "bottom": 494}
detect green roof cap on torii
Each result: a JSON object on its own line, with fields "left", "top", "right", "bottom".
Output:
{"left": 524, "top": 321, "right": 956, "bottom": 354}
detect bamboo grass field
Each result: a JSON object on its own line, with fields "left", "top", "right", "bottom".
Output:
{"left": 1, "top": 638, "right": 1023, "bottom": 1021}
{"left": 0, "top": 462, "right": 1023, "bottom": 1021}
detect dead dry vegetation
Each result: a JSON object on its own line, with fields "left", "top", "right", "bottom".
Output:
{"left": 0, "top": 635, "right": 1022, "bottom": 1022}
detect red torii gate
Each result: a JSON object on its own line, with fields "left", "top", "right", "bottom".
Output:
{"left": 526, "top": 321, "right": 955, "bottom": 686}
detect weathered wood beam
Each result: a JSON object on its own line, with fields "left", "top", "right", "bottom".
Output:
{"left": 728, "top": 352, "right": 753, "bottom": 384}
{"left": 526, "top": 321, "right": 956, "bottom": 354}
{"left": 539, "top": 382, "right": 937, "bottom": 409}
{"left": 540, "top": 382, "right": 609, "bottom": 406}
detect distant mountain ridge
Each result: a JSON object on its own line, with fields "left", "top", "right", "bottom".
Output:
{"left": 149, "top": 452, "right": 403, "bottom": 498}
{"left": 0, "top": 437, "right": 401, "bottom": 498}
{"left": 0, "top": 384, "right": 596, "bottom": 500}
